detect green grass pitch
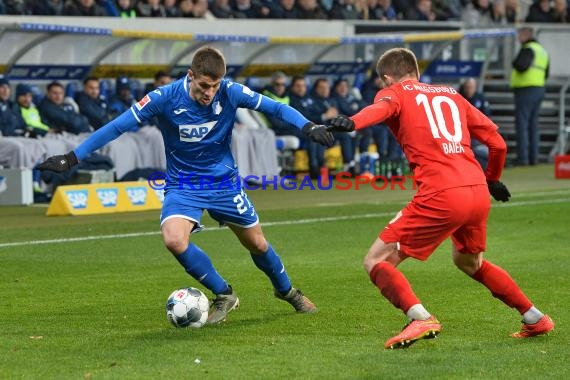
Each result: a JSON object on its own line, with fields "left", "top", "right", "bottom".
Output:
{"left": 1, "top": 165, "right": 568, "bottom": 379}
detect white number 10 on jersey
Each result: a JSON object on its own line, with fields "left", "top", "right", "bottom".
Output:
{"left": 416, "top": 94, "right": 462, "bottom": 143}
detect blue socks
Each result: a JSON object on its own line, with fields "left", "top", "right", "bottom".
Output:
{"left": 174, "top": 243, "right": 229, "bottom": 295}
{"left": 250, "top": 244, "right": 292, "bottom": 294}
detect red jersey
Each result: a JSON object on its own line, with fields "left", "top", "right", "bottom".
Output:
{"left": 351, "top": 79, "right": 507, "bottom": 195}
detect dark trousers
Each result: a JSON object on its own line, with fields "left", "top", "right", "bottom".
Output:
{"left": 513, "top": 86, "right": 545, "bottom": 165}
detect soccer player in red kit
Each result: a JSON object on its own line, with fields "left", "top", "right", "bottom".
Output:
{"left": 328, "top": 48, "right": 554, "bottom": 349}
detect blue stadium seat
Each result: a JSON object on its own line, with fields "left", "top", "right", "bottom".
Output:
{"left": 65, "top": 82, "right": 79, "bottom": 99}
{"left": 30, "top": 85, "right": 44, "bottom": 105}
{"left": 99, "top": 79, "right": 112, "bottom": 99}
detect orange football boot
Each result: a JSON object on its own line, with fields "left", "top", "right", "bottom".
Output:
{"left": 511, "top": 314, "right": 554, "bottom": 338}
{"left": 384, "top": 316, "right": 442, "bottom": 349}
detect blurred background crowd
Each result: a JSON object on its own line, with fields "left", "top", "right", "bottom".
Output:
{"left": 0, "top": 0, "right": 568, "bottom": 24}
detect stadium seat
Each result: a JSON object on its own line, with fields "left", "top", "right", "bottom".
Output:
{"left": 30, "top": 85, "right": 44, "bottom": 105}
{"left": 65, "top": 82, "right": 79, "bottom": 99}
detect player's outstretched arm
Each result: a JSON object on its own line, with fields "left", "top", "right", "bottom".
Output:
{"left": 255, "top": 93, "right": 334, "bottom": 146}
{"left": 37, "top": 110, "right": 139, "bottom": 173}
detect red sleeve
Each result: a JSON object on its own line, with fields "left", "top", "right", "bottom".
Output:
{"left": 350, "top": 89, "right": 399, "bottom": 130}
{"left": 465, "top": 101, "right": 507, "bottom": 181}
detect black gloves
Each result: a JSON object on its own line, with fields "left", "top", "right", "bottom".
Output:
{"left": 37, "top": 151, "right": 79, "bottom": 173}
{"left": 302, "top": 122, "right": 335, "bottom": 147}
{"left": 327, "top": 115, "right": 355, "bottom": 133}
{"left": 487, "top": 180, "right": 511, "bottom": 202}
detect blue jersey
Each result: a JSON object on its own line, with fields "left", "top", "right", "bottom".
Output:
{"left": 75, "top": 76, "right": 310, "bottom": 190}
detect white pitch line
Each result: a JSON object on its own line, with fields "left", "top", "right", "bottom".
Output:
{"left": 0, "top": 197, "right": 568, "bottom": 249}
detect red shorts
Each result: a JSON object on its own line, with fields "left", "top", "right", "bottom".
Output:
{"left": 380, "top": 185, "right": 491, "bottom": 260}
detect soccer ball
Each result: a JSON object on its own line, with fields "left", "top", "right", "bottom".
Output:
{"left": 166, "top": 287, "right": 209, "bottom": 328}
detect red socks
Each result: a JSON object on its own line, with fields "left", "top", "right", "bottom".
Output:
{"left": 369, "top": 262, "right": 420, "bottom": 313}
{"left": 472, "top": 260, "right": 533, "bottom": 314}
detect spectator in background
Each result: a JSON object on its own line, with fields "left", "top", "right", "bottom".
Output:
{"left": 332, "top": 78, "right": 366, "bottom": 173}
{"left": 462, "top": 0, "right": 494, "bottom": 26}
{"left": 309, "top": 78, "right": 356, "bottom": 174}
{"left": 459, "top": 78, "right": 490, "bottom": 169}
{"left": 510, "top": 27, "right": 549, "bottom": 166}
{"left": 553, "top": 0, "right": 569, "bottom": 22}
{"left": 39, "top": 82, "right": 92, "bottom": 135}
{"left": 0, "top": 77, "right": 27, "bottom": 137}
{"left": 329, "top": 0, "right": 364, "bottom": 19}
{"left": 115, "top": 0, "right": 136, "bottom": 17}
{"left": 405, "top": 0, "right": 436, "bottom": 20}
{"left": 262, "top": 71, "right": 305, "bottom": 139}
{"left": 359, "top": 70, "right": 404, "bottom": 176}
{"left": 4, "top": 0, "right": 26, "bottom": 14}
{"left": 109, "top": 77, "right": 135, "bottom": 118}
{"left": 372, "top": 0, "right": 398, "bottom": 20}
{"left": 271, "top": 0, "right": 299, "bottom": 18}
{"left": 297, "top": 0, "right": 329, "bottom": 18}
{"left": 64, "top": 0, "right": 108, "bottom": 16}
{"left": 525, "top": 0, "right": 557, "bottom": 22}
{"left": 76, "top": 77, "right": 112, "bottom": 130}
{"left": 211, "top": 0, "right": 245, "bottom": 17}
{"left": 392, "top": 0, "right": 411, "bottom": 18}
{"left": 503, "top": 0, "right": 519, "bottom": 22}
{"left": 26, "top": 0, "right": 65, "bottom": 15}
{"left": 144, "top": 70, "right": 173, "bottom": 93}
{"left": 231, "top": 0, "right": 269, "bottom": 18}
{"left": 164, "top": 0, "right": 181, "bottom": 16}
{"left": 431, "top": 0, "right": 462, "bottom": 20}
{"left": 288, "top": 75, "right": 326, "bottom": 178}
{"left": 179, "top": 0, "right": 194, "bottom": 16}
{"left": 136, "top": 0, "right": 166, "bottom": 17}
{"left": 15, "top": 83, "right": 51, "bottom": 138}
{"left": 186, "top": 0, "right": 215, "bottom": 18}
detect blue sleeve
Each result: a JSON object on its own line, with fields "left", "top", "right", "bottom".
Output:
{"left": 74, "top": 110, "right": 139, "bottom": 161}
{"left": 228, "top": 82, "right": 310, "bottom": 129}
{"left": 257, "top": 96, "right": 310, "bottom": 129}
{"left": 131, "top": 89, "right": 167, "bottom": 124}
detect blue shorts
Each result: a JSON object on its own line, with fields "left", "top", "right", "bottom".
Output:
{"left": 160, "top": 188, "right": 259, "bottom": 232}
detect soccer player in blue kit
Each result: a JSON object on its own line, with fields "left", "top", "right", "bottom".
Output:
{"left": 38, "top": 47, "right": 334, "bottom": 324}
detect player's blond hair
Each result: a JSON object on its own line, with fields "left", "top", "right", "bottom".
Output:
{"left": 191, "top": 47, "right": 226, "bottom": 79}
{"left": 376, "top": 48, "right": 419, "bottom": 82}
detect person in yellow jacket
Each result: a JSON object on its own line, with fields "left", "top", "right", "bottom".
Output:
{"left": 510, "top": 27, "right": 549, "bottom": 166}
{"left": 15, "top": 83, "right": 52, "bottom": 138}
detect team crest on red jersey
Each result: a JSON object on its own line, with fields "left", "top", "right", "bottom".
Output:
{"left": 135, "top": 95, "right": 151, "bottom": 111}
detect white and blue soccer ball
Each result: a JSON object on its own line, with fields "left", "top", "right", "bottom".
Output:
{"left": 166, "top": 287, "right": 209, "bottom": 328}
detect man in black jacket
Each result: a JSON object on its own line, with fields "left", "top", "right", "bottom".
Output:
{"left": 75, "top": 77, "right": 112, "bottom": 130}
{"left": 39, "top": 81, "right": 92, "bottom": 134}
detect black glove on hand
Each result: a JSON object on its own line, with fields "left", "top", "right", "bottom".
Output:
{"left": 327, "top": 115, "right": 355, "bottom": 132}
{"left": 487, "top": 180, "right": 511, "bottom": 202}
{"left": 37, "top": 151, "right": 79, "bottom": 173}
{"left": 302, "top": 122, "right": 335, "bottom": 147}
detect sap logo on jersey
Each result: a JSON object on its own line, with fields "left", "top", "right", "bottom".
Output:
{"left": 126, "top": 186, "right": 147, "bottom": 206}
{"left": 179, "top": 121, "right": 217, "bottom": 142}
{"left": 65, "top": 190, "right": 88, "bottom": 209}
{"left": 96, "top": 188, "right": 118, "bottom": 207}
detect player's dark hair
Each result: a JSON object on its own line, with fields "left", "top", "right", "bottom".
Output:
{"left": 376, "top": 48, "right": 419, "bottom": 82}
{"left": 191, "top": 47, "right": 226, "bottom": 79}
